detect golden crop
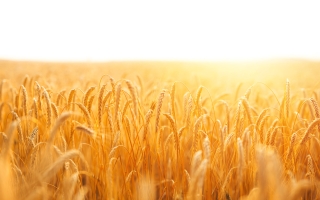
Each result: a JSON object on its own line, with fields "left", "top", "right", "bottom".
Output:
{"left": 0, "top": 60, "right": 319, "bottom": 199}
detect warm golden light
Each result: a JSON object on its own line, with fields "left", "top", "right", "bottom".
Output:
{"left": 0, "top": 1, "right": 320, "bottom": 199}
{"left": 0, "top": 60, "right": 320, "bottom": 199}
{"left": 0, "top": 1, "right": 319, "bottom": 61}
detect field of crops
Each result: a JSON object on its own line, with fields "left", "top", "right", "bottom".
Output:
{"left": 0, "top": 60, "right": 319, "bottom": 199}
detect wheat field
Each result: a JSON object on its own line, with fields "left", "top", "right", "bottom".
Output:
{"left": 0, "top": 60, "right": 319, "bottom": 199}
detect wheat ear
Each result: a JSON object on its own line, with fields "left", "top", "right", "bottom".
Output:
{"left": 51, "top": 102, "right": 58, "bottom": 119}
{"left": 155, "top": 90, "right": 165, "bottom": 133}
{"left": 34, "top": 81, "right": 42, "bottom": 110}
{"left": 121, "top": 100, "right": 132, "bottom": 121}
{"left": 286, "top": 133, "right": 296, "bottom": 162}
{"left": 244, "top": 86, "right": 252, "bottom": 100}
{"left": 269, "top": 126, "right": 282, "bottom": 146}
{"left": 105, "top": 105, "right": 114, "bottom": 135}
{"left": 170, "top": 82, "right": 176, "bottom": 120}
{"left": 143, "top": 101, "right": 156, "bottom": 141}
{"left": 310, "top": 98, "right": 320, "bottom": 132}
{"left": 42, "top": 88, "right": 52, "bottom": 128}
{"left": 114, "top": 83, "right": 121, "bottom": 125}
{"left": 83, "top": 86, "right": 95, "bottom": 107}
{"left": 195, "top": 86, "right": 203, "bottom": 116}
{"left": 126, "top": 80, "right": 138, "bottom": 117}
{"left": 183, "top": 92, "right": 190, "bottom": 123}
{"left": 22, "top": 75, "right": 28, "bottom": 87}
{"left": 32, "top": 98, "right": 38, "bottom": 119}
{"left": 258, "top": 115, "right": 269, "bottom": 143}
{"left": 67, "top": 89, "right": 76, "bottom": 110}
{"left": 220, "top": 100, "right": 230, "bottom": 134}
{"left": 47, "top": 112, "right": 72, "bottom": 146}
{"left": 300, "top": 118, "right": 320, "bottom": 145}
{"left": 42, "top": 150, "right": 87, "bottom": 182}
{"left": 256, "top": 109, "right": 268, "bottom": 131}
{"left": 186, "top": 95, "right": 193, "bottom": 129}
{"left": 74, "top": 103, "right": 92, "bottom": 127}
{"left": 56, "top": 90, "right": 66, "bottom": 107}
{"left": 21, "top": 85, "right": 28, "bottom": 116}
{"left": 11, "top": 111, "right": 23, "bottom": 143}
{"left": 75, "top": 125, "right": 96, "bottom": 138}
{"left": 97, "top": 84, "right": 107, "bottom": 126}
{"left": 285, "top": 79, "right": 290, "bottom": 118}
{"left": 163, "top": 113, "right": 179, "bottom": 156}
{"left": 241, "top": 97, "right": 253, "bottom": 125}
{"left": 87, "top": 95, "right": 94, "bottom": 113}
{"left": 233, "top": 101, "right": 241, "bottom": 137}
{"left": 266, "top": 119, "right": 278, "bottom": 144}
{"left": 306, "top": 155, "right": 315, "bottom": 184}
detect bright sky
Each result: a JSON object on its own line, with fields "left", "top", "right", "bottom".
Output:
{"left": 0, "top": 1, "right": 319, "bottom": 62}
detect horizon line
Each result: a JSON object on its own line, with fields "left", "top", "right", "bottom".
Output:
{"left": 1, "top": 57, "right": 320, "bottom": 64}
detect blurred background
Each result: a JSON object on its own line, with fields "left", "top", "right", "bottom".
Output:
{"left": 0, "top": 0, "right": 319, "bottom": 62}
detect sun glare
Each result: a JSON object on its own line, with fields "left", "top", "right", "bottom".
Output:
{"left": 0, "top": 1, "right": 319, "bottom": 61}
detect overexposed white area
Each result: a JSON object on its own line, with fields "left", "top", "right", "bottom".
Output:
{"left": 0, "top": 1, "right": 319, "bottom": 62}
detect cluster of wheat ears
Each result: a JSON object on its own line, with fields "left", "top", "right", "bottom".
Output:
{"left": 0, "top": 66, "right": 319, "bottom": 200}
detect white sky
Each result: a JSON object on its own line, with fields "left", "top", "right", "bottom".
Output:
{"left": 0, "top": 1, "right": 319, "bottom": 62}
